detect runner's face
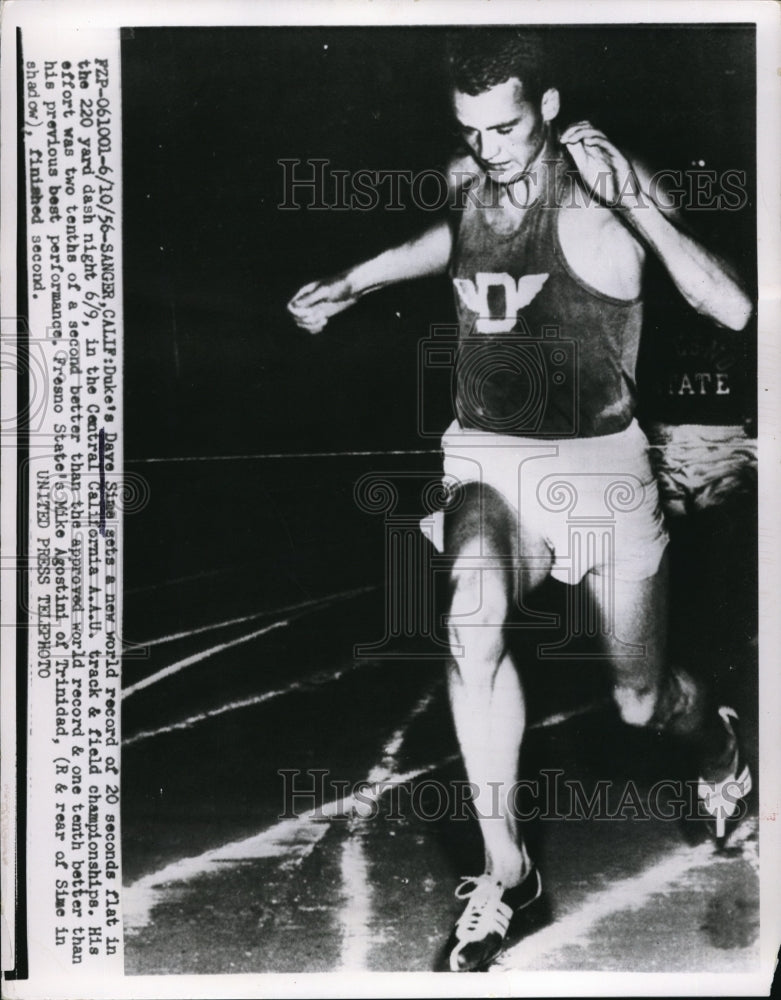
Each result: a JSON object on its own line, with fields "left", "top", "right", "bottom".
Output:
{"left": 453, "top": 77, "right": 546, "bottom": 185}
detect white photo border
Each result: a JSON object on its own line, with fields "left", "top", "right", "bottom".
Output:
{"left": 1, "top": 2, "right": 779, "bottom": 998}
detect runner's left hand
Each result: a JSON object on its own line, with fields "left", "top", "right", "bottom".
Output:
{"left": 560, "top": 121, "right": 641, "bottom": 210}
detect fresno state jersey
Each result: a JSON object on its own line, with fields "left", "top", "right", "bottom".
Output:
{"left": 449, "top": 158, "right": 643, "bottom": 438}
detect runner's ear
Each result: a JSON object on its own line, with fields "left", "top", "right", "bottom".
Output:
{"left": 541, "top": 88, "right": 560, "bottom": 123}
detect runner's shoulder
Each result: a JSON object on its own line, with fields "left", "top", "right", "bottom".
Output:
{"left": 557, "top": 169, "right": 643, "bottom": 299}
{"left": 559, "top": 150, "right": 681, "bottom": 238}
{"left": 558, "top": 179, "right": 640, "bottom": 255}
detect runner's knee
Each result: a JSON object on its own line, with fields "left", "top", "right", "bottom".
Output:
{"left": 443, "top": 482, "right": 515, "bottom": 671}
{"left": 612, "top": 667, "right": 705, "bottom": 730}
{"left": 612, "top": 683, "right": 657, "bottom": 727}
{"left": 447, "top": 554, "right": 509, "bottom": 669}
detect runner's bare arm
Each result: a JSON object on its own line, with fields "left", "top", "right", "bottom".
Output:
{"left": 287, "top": 219, "right": 453, "bottom": 334}
{"left": 286, "top": 156, "right": 475, "bottom": 334}
{"left": 561, "top": 122, "right": 753, "bottom": 331}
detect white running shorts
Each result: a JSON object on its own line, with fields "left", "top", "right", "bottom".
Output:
{"left": 426, "top": 418, "right": 669, "bottom": 584}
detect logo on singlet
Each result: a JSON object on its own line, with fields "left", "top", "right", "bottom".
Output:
{"left": 453, "top": 272, "right": 549, "bottom": 334}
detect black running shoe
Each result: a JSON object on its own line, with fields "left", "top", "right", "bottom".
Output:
{"left": 696, "top": 706, "right": 753, "bottom": 849}
{"left": 446, "top": 865, "right": 543, "bottom": 972}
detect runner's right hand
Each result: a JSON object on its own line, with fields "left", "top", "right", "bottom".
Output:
{"left": 287, "top": 273, "right": 358, "bottom": 334}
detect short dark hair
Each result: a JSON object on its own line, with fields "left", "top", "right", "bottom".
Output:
{"left": 445, "top": 28, "right": 552, "bottom": 103}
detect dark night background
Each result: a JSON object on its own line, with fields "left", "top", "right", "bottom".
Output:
{"left": 119, "top": 26, "right": 756, "bottom": 671}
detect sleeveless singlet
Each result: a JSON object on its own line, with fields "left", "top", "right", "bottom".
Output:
{"left": 450, "top": 157, "right": 643, "bottom": 438}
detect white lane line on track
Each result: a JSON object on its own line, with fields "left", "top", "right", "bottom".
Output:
{"left": 123, "top": 686, "right": 441, "bottom": 937}
{"left": 122, "top": 695, "right": 602, "bottom": 935}
{"left": 122, "top": 619, "right": 289, "bottom": 699}
{"left": 365, "top": 685, "right": 440, "bottom": 784}
{"left": 338, "top": 831, "right": 373, "bottom": 972}
{"left": 124, "top": 585, "right": 377, "bottom": 699}
{"left": 125, "top": 567, "right": 234, "bottom": 595}
{"left": 494, "top": 822, "right": 759, "bottom": 970}
{"left": 128, "top": 449, "right": 441, "bottom": 463}
{"left": 335, "top": 685, "right": 441, "bottom": 971}
{"left": 123, "top": 603, "right": 430, "bottom": 743}
{"left": 122, "top": 660, "right": 376, "bottom": 748}
{"left": 531, "top": 700, "right": 611, "bottom": 729}
{"left": 133, "top": 586, "right": 377, "bottom": 649}
{"left": 122, "top": 755, "right": 452, "bottom": 933}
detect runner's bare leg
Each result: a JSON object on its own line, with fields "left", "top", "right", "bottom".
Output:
{"left": 445, "top": 484, "right": 551, "bottom": 888}
{"left": 585, "top": 554, "right": 734, "bottom": 777}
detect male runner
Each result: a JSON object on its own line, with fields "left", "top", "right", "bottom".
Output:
{"left": 287, "top": 30, "right": 754, "bottom": 972}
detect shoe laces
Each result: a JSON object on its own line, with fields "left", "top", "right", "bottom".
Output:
{"left": 453, "top": 875, "right": 512, "bottom": 941}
